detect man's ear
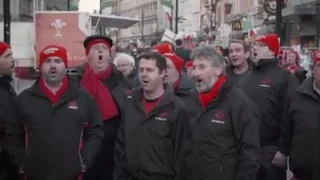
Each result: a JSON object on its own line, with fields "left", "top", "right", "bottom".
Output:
{"left": 245, "top": 51, "right": 250, "bottom": 59}
{"left": 213, "top": 65, "right": 223, "bottom": 77}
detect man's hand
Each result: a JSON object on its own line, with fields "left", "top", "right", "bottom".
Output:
{"left": 272, "top": 151, "right": 287, "bottom": 167}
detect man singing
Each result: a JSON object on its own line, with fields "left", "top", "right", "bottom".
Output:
{"left": 114, "top": 51, "right": 189, "bottom": 180}
{"left": 7, "top": 45, "right": 103, "bottom": 180}
{"left": 182, "top": 45, "right": 260, "bottom": 180}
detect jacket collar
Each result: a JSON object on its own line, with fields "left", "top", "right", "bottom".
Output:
{"left": 254, "top": 58, "right": 278, "bottom": 69}
{"left": 132, "top": 83, "right": 174, "bottom": 109}
{"left": 0, "top": 76, "right": 12, "bottom": 87}
{"left": 298, "top": 77, "right": 320, "bottom": 102}
{"left": 175, "top": 72, "right": 196, "bottom": 94}
{"left": 29, "top": 75, "right": 79, "bottom": 103}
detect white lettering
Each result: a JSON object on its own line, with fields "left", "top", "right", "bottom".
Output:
{"left": 155, "top": 117, "right": 167, "bottom": 121}
{"left": 211, "top": 119, "right": 225, "bottom": 124}
{"left": 259, "top": 84, "right": 270, "bottom": 88}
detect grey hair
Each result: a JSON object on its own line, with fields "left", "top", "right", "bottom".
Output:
{"left": 190, "top": 45, "right": 226, "bottom": 68}
{"left": 113, "top": 53, "right": 135, "bottom": 66}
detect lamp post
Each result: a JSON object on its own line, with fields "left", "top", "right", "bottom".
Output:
{"left": 3, "top": 0, "right": 10, "bottom": 45}
{"left": 175, "top": 0, "right": 178, "bottom": 33}
{"left": 67, "top": 0, "right": 70, "bottom": 10}
{"left": 141, "top": 7, "right": 145, "bottom": 41}
{"left": 275, "top": 0, "right": 283, "bottom": 45}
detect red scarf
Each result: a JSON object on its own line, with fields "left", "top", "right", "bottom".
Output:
{"left": 199, "top": 75, "right": 226, "bottom": 108}
{"left": 287, "top": 65, "right": 298, "bottom": 74}
{"left": 39, "top": 76, "right": 69, "bottom": 104}
{"left": 80, "top": 65, "right": 119, "bottom": 121}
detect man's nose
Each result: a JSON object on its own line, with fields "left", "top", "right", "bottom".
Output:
{"left": 192, "top": 68, "right": 200, "bottom": 76}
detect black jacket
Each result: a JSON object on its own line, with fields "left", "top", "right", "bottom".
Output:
{"left": 7, "top": 77, "right": 103, "bottom": 180}
{"left": 0, "top": 76, "right": 18, "bottom": 179}
{"left": 75, "top": 64, "right": 130, "bottom": 149}
{"left": 114, "top": 85, "right": 189, "bottom": 180}
{"left": 175, "top": 73, "right": 202, "bottom": 119}
{"left": 182, "top": 80, "right": 260, "bottom": 180}
{"left": 225, "top": 64, "right": 251, "bottom": 89}
{"left": 0, "top": 76, "right": 16, "bottom": 146}
{"left": 127, "top": 68, "right": 140, "bottom": 89}
{"left": 75, "top": 64, "right": 131, "bottom": 180}
{"left": 279, "top": 77, "right": 320, "bottom": 180}
{"left": 242, "top": 59, "right": 300, "bottom": 145}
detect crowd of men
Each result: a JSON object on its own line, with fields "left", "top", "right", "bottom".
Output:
{"left": 0, "top": 33, "right": 319, "bottom": 180}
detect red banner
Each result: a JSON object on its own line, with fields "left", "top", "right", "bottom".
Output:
{"left": 35, "top": 12, "right": 90, "bottom": 68}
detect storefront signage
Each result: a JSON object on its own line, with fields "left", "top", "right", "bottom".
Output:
{"left": 232, "top": 21, "right": 242, "bottom": 31}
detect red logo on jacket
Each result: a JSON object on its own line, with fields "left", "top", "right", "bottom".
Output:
{"left": 212, "top": 110, "right": 225, "bottom": 124}
{"left": 155, "top": 111, "right": 169, "bottom": 121}
{"left": 260, "top": 77, "right": 271, "bottom": 87}
{"left": 68, "top": 100, "right": 78, "bottom": 109}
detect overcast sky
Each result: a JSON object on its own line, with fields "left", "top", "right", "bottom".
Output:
{"left": 79, "top": 0, "right": 99, "bottom": 12}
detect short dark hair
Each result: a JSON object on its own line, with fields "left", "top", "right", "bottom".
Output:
{"left": 175, "top": 39, "right": 183, "bottom": 46}
{"left": 138, "top": 51, "right": 167, "bottom": 73}
{"left": 228, "top": 39, "right": 250, "bottom": 53}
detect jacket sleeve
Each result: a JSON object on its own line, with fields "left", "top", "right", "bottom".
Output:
{"left": 173, "top": 106, "right": 190, "bottom": 180}
{"left": 0, "top": 93, "right": 9, "bottom": 131}
{"left": 6, "top": 96, "right": 26, "bottom": 169}
{"left": 278, "top": 73, "right": 299, "bottom": 143}
{"left": 232, "top": 97, "right": 260, "bottom": 180}
{"left": 81, "top": 94, "right": 103, "bottom": 170}
{"left": 113, "top": 109, "right": 127, "bottom": 180}
{"left": 278, "top": 95, "right": 295, "bottom": 156}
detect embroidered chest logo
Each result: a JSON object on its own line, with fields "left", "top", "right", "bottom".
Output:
{"left": 155, "top": 112, "right": 169, "bottom": 122}
{"left": 212, "top": 110, "right": 225, "bottom": 124}
{"left": 125, "top": 89, "right": 132, "bottom": 98}
{"left": 68, "top": 100, "right": 78, "bottom": 110}
{"left": 259, "top": 77, "right": 272, "bottom": 88}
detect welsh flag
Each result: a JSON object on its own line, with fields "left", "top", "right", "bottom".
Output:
{"left": 161, "top": 0, "right": 173, "bottom": 21}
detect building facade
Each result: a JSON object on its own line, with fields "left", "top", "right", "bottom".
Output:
{"left": 0, "top": 0, "right": 79, "bottom": 22}
{"left": 282, "top": 0, "right": 320, "bottom": 47}
{"left": 117, "top": 0, "right": 162, "bottom": 46}
{"left": 177, "top": 0, "right": 201, "bottom": 34}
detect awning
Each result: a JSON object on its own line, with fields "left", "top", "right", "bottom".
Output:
{"left": 225, "top": 14, "right": 246, "bottom": 23}
{"left": 282, "top": 1, "right": 317, "bottom": 17}
{"left": 90, "top": 14, "right": 140, "bottom": 29}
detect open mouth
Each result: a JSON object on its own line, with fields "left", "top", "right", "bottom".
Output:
{"left": 49, "top": 69, "right": 57, "bottom": 74}
{"left": 195, "top": 78, "right": 203, "bottom": 85}
{"left": 98, "top": 55, "right": 103, "bottom": 60}
{"left": 253, "top": 52, "right": 258, "bottom": 57}
{"left": 141, "top": 80, "right": 149, "bottom": 85}
{"left": 231, "top": 58, "right": 238, "bottom": 62}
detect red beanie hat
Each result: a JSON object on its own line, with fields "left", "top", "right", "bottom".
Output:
{"left": 39, "top": 45, "right": 68, "bottom": 67}
{"left": 312, "top": 50, "right": 320, "bottom": 66}
{"left": 255, "top": 33, "right": 280, "bottom": 56}
{"left": 152, "top": 42, "right": 173, "bottom": 54}
{"left": 85, "top": 39, "right": 111, "bottom": 55}
{"left": 0, "top": 42, "right": 10, "bottom": 56}
{"left": 163, "top": 53, "right": 183, "bottom": 72}
{"left": 185, "top": 61, "right": 193, "bottom": 69}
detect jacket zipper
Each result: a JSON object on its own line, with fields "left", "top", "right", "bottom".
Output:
{"left": 219, "top": 166, "right": 224, "bottom": 172}
{"left": 79, "top": 129, "right": 85, "bottom": 172}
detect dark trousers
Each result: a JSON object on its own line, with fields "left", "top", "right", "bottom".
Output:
{"left": 0, "top": 149, "right": 19, "bottom": 180}
{"left": 258, "top": 145, "right": 287, "bottom": 180}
